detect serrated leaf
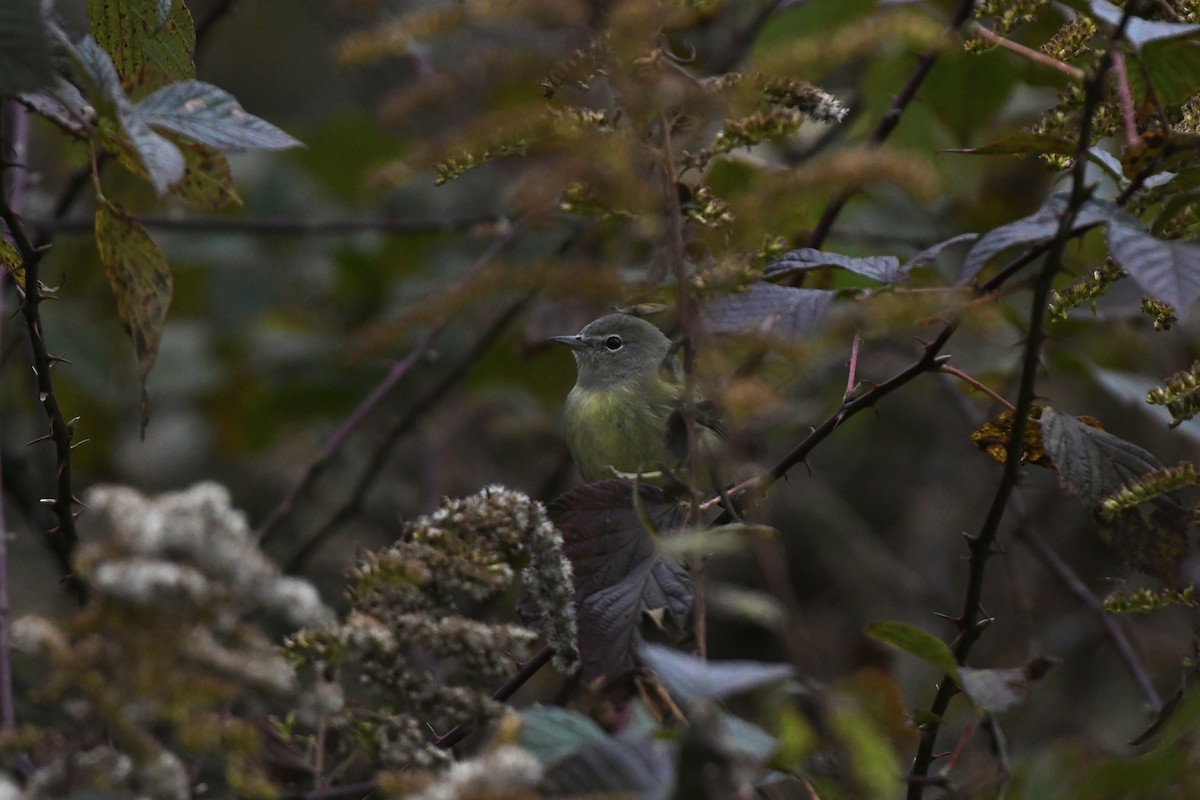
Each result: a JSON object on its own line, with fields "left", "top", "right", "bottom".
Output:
{"left": 1108, "top": 222, "right": 1200, "bottom": 311}
{"left": 763, "top": 248, "right": 905, "bottom": 284}
{"left": 958, "top": 194, "right": 1137, "bottom": 284}
{"left": 543, "top": 735, "right": 676, "bottom": 800}
{"left": 518, "top": 706, "right": 608, "bottom": 766}
{"left": 1099, "top": 507, "right": 1190, "bottom": 581}
{"left": 0, "top": 240, "right": 25, "bottom": 292}
{"left": 88, "top": 0, "right": 195, "bottom": 90}
{"left": 548, "top": 480, "right": 692, "bottom": 680}
{"left": 864, "top": 621, "right": 958, "bottom": 679}
{"left": 134, "top": 80, "right": 303, "bottom": 152}
{"left": 94, "top": 200, "right": 173, "bottom": 391}
{"left": 1040, "top": 407, "right": 1162, "bottom": 506}
{"left": 701, "top": 282, "right": 835, "bottom": 337}
{"left": 62, "top": 33, "right": 126, "bottom": 117}
{"left": 639, "top": 643, "right": 793, "bottom": 705}
{"left": 0, "top": 0, "right": 54, "bottom": 94}
{"left": 1088, "top": 0, "right": 1200, "bottom": 51}
{"left": 118, "top": 106, "right": 186, "bottom": 194}
{"left": 1129, "top": 40, "right": 1200, "bottom": 107}
{"left": 944, "top": 131, "right": 1076, "bottom": 157}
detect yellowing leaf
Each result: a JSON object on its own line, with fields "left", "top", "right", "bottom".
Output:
{"left": 94, "top": 199, "right": 173, "bottom": 389}
{"left": 0, "top": 238, "right": 25, "bottom": 291}
{"left": 88, "top": 0, "right": 195, "bottom": 91}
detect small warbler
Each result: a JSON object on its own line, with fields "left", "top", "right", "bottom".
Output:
{"left": 551, "top": 313, "right": 720, "bottom": 485}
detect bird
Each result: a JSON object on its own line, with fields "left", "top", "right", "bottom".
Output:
{"left": 551, "top": 313, "right": 721, "bottom": 487}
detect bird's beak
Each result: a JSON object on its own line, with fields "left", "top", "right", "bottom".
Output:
{"left": 549, "top": 334, "right": 588, "bottom": 351}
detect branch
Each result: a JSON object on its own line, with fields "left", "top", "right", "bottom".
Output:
{"left": 281, "top": 293, "right": 534, "bottom": 573}
{"left": 431, "top": 645, "right": 554, "bottom": 750}
{"left": 30, "top": 213, "right": 503, "bottom": 238}
{"left": 0, "top": 129, "right": 82, "bottom": 596}
{"left": 968, "top": 22, "right": 1085, "bottom": 80}
{"left": 806, "top": 0, "right": 978, "bottom": 249}
{"left": 905, "top": 9, "right": 1136, "bottom": 794}
{"left": 257, "top": 227, "right": 518, "bottom": 546}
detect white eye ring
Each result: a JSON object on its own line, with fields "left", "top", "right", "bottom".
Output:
{"left": 604, "top": 335, "right": 623, "bottom": 351}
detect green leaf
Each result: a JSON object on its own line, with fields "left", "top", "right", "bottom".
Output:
{"left": 518, "top": 706, "right": 609, "bottom": 766}
{"left": 639, "top": 643, "right": 793, "bottom": 705}
{"left": 547, "top": 480, "right": 692, "bottom": 680}
{"left": 88, "top": 0, "right": 195, "bottom": 90}
{"left": 134, "top": 80, "right": 303, "bottom": 152}
{"left": 171, "top": 141, "right": 241, "bottom": 211}
{"left": 1087, "top": 0, "right": 1200, "bottom": 51}
{"left": 701, "top": 282, "right": 835, "bottom": 337}
{"left": 829, "top": 702, "right": 901, "bottom": 800}
{"left": 1130, "top": 40, "right": 1200, "bottom": 107}
{"left": 944, "top": 131, "right": 1077, "bottom": 157}
{"left": 1107, "top": 222, "right": 1200, "bottom": 312}
{"left": 0, "top": 239, "right": 25, "bottom": 291}
{"left": 0, "top": 0, "right": 54, "bottom": 94}
{"left": 94, "top": 199, "right": 173, "bottom": 391}
{"left": 764, "top": 248, "right": 905, "bottom": 284}
{"left": 864, "top": 621, "right": 958, "bottom": 679}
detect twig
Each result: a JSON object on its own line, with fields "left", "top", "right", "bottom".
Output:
{"left": 806, "top": 0, "right": 978, "bottom": 249}
{"left": 844, "top": 332, "right": 862, "bottom": 399}
{"left": 0, "top": 128, "right": 81, "bottom": 593}
{"left": 431, "top": 645, "right": 554, "bottom": 750}
{"left": 1111, "top": 51, "right": 1140, "bottom": 149}
{"left": 282, "top": 293, "right": 534, "bottom": 573}
{"left": 968, "top": 22, "right": 1085, "bottom": 80}
{"left": 257, "top": 228, "right": 518, "bottom": 545}
{"left": 939, "top": 364, "right": 1015, "bottom": 411}
{"left": 1011, "top": 502, "right": 1162, "bottom": 712}
{"left": 905, "top": 9, "right": 1136, "bottom": 795}
{"left": 30, "top": 213, "right": 502, "bottom": 238}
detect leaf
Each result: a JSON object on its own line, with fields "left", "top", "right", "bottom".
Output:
{"left": 0, "top": 239, "right": 25, "bottom": 292}
{"left": 88, "top": 0, "right": 195, "bottom": 89}
{"left": 548, "top": 480, "right": 692, "bottom": 680}
{"left": 1040, "top": 407, "right": 1162, "bottom": 507}
{"left": 1107, "top": 222, "right": 1200, "bottom": 311}
{"left": 829, "top": 703, "right": 902, "bottom": 800}
{"left": 62, "top": 33, "right": 127, "bottom": 117}
{"left": 1100, "top": 507, "right": 1190, "bottom": 581}
{"left": 763, "top": 248, "right": 906, "bottom": 284}
{"left": 134, "top": 80, "right": 303, "bottom": 152}
{"left": 1130, "top": 40, "right": 1200, "bottom": 107}
{"left": 19, "top": 77, "right": 96, "bottom": 137}
{"left": 118, "top": 106, "right": 187, "bottom": 195}
{"left": 701, "top": 282, "right": 835, "bottom": 337}
{"left": 543, "top": 736, "right": 676, "bottom": 800}
{"left": 901, "top": 232, "right": 978, "bottom": 273}
{"left": 957, "top": 194, "right": 1137, "bottom": 284}
{"left": 171, "top": 141, "right": 241, "bottom": 211}
{"left": 639, "top": 643, "right": 793, "bottom": 705}
{"left": 970, "top": 405, "right": 1085, "bottom": 468}
{"left": 959, "top": 656, "right": 1057, "bottom": 715}
{"left": 864, "top": 621, "right": 958, "bottom": 679}
{"left": 94, "top": 200, "right": 173, "bottom": 394}
{"left": 1087, "top": 0, "right": 1200, "bottom": 51}
{"left": 0, "top": 0, "right": 54, "bottom": 94}
{"left": 944, "top": 131, "right": 1076, "bottom": 157}
{"left": 518, "top": 706, "right": 608, "bottom": 766}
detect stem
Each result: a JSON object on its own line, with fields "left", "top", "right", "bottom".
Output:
{"left": 968, "top": 22, "right": 1085, "bottom": 80}
{"left": 939, "top": 364, "right": 1015, "bottom": 411}
{"left": 905, "top": 9, "right": 1136, "bottom": 794}
{"left": 806, "top": 0, "right": 978, "bottom": 249}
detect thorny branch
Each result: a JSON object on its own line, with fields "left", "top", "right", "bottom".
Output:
{"left": 905, "top": 9, "right": 1137, "bottom": 795}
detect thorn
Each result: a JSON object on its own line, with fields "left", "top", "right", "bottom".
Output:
{"left": 39, "top": 498, "right": 56, "bottom": 508}
{"left": 933, "top": 354, "right": 952, "bottom": 365}
{"left": 70, "top": 438, "right": 91, "bottom": 451}
{"left": 931, "top": 611, "right": 960, "bottom": 623}
{"left": 961, "top": 530, "right": 980, "bottom": 545}
{"left": 975, "top": 616, "right": 994, "bottom": 631}
{"left": 47, "top": 354, "right": 72, "bottom": 367}
{"left": 26, "top": 432, "right": 52, "bottom": 445}
{"left": 71, "top": 495, "right": 87, "bottom": 507}
{"left": 71, "top": 510, "right": 84, "bottom": 521}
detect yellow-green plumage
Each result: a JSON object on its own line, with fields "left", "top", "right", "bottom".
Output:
{"left": 552, "top": 313, "right": 716, "bottom": 484}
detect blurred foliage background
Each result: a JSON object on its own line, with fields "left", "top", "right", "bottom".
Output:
{"left": 4, "top": 0, "right": 1200, "bottom": 797}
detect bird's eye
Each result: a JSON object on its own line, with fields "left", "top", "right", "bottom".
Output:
{"left": 604, "top": 335, "right": 624, "bottom": 351}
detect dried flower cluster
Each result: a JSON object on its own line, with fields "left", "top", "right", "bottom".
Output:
{"left": 1147, "top": 361, "right": 1200, "bottom": 427}
{"left": 285, "top": 485, "right": 578, "bottom": 771}
{"left": 9, "top": 483, "right": 332, "bottom": 799}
